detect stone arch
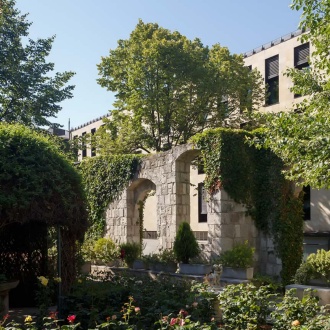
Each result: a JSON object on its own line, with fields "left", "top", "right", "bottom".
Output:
{"left": 127, "top": 178, "right": 157, "bottom": 245}
{"left": 173, "top": 147, "right": 200, "bottom": 232}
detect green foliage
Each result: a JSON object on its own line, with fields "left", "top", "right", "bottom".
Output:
{"left": 93, "top": 238, "right": 119, "bottom": 264}
{"left": 119, "top": 242, "right": 141, "bottom": 267}
{"left": 295, "top": 249, "right": 330, "bottom": 285}
{"left": 78, "top": 154, "right": 143, "bottom": 237}
{"left": 271, "top": 288, "right": 322, "bottom": 330}
{"left": 0, "top": 0, "right": 75, "bottom": 127}
{"left": 173, "top": 222, "right": 200, "bottom": 264}
{"left": 97, "top": 19, "right": 264, "bottom": 153}
{"left": 217, "top": 241, "right": 255, "bottom": 268}
{"left": 218, "top": 283, "right": 276, "bottom": 329}
{"left": 0, "top": 123, "right": 88, "bottom": 234}
{"left": 191, "top": 128, "right": 303, "bottom": 285}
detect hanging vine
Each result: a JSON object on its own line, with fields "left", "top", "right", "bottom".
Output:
{"left": 191, "top": 128, "right": 303, "bottom": 285}
{"left": 79, "top": 154, "right": 143, "bottom": 238}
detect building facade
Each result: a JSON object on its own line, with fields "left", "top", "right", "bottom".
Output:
{"left": 71, "top": 29, "right": 330, "bottom": 267}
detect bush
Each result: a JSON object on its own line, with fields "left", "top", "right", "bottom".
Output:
{"left": 294, "top": 249, "right": 330, "bottom": 285}
{"left": 218, "top": 283, "right": 276, "bottom": 329}
{"left": 217, "top": 241, "right": 255, "bottom": 268}
{"left": 93, "top": 237, "right": 118, "bottom": 264}
{"left": 173, "top": 222, "right": 200, "bottom": 264}
{"left": 271, "top": 288, "right": 322, "bottom": 330}
{"left": 119, "top": 242, "right": 141, "bottom": 267}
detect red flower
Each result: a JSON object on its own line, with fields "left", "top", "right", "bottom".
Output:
{"left": 170, "top": 318, "right": 178, "bottom": 326}
{"left": 179, "top": 309, "right": 188, "bottom": 318}
{"left": 67, "top": 315, "right": 76, "bottom": 323}
{"left": 120, "top": 249, "right": 125, "bottom": 260}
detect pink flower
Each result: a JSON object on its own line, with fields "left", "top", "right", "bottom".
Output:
{"left": 67, "top": 315, "right": 76, "bottom": 323}
{"left": 134, "top": 307, "right": 140, "bottom": 313}
{"left": 179, "top": 319, "right": 185, "bottom": 326}
{"left": 170, "top": 318, "right": 178, "bottom": 326}
{"left": 192, "top": 301, "right": 198, "bottom": 308}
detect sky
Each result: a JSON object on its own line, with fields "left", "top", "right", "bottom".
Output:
{"left": 15, "top": 0, "right": 302, "bottom": 130}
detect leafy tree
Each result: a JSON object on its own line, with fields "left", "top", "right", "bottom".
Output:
{"left": 253, "top": 0, "right": 330, "bottom": 189}
{"left": 0, "top": 0, "right": 75, "bottom": 127}
{"left": 97, "top": 20, "right": 263, "bottom": 153}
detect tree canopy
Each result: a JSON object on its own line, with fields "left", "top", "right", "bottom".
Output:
{"left": 253, "top": 0, "right": 330, "bottom": 189}
{"left": 0, "top": 0, "right": 75, "bottom": 127}
{"left": 97, "top": 20, "right": 264, "bottom": 153}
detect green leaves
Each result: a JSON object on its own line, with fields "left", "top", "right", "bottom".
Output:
{"left": 0, "top": 0, "right": 75, "bottom": 127}
{"left": 97, "top": 19, "right": 264, "bottom": 152}
{"left": 79, "top": 154, "right": 143, "bottom": 237}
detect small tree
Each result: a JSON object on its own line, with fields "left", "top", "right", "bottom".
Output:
{"left": 173, "top": 222, "right": 200, "bottom": 264}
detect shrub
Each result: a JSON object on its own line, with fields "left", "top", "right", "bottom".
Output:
{"left": 173, "top": 222, "right": 200, "bottom": 264}
{"left": 93, "top": 237, "right": 118, "bottom": 264}
{"left": 294, "top": 249, "right": 330, "bottom": 285}
{"left": 217, "top": 241, "right": 255, "bottom": 268}
{"left": 218, "top": 283, "right": 276, "bottom": 329}
{"left": 271, "top": 288, "right": 322, "bottom": 330}
{"left": 119, "top": 242, "right": 141, "bottom": 267}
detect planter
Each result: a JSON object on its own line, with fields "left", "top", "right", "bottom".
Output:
{"left": 0, "top": 280, "right": 19, "bottom": 314}
{"left": 286, "top": 284, "right": 330, "bottom": 306}
{"left": 308, "top": 278, "right": 329, "bottom": 287}
{"left": 132, "top": 259, "right": 148, "bottom": 270}
{"left": 149, "top": 261, "right": 177, "bottom": 273}
{"left": 80, "top": 261, "right": 91, "bottom": 274}
{"left": 178, "top": 263, "right": 212, "bottom": 275}
{"left": 222, "top": 267, "right": 254, "bottom": 280}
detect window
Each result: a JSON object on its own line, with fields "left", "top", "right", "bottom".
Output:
{"left": 294, "top": 43, "right": 309, "bottom": 70}
{"left": 198, "top": 182, "right": 207, "bottom": 222}
{"left": 303, "top": 185, "right": 311, "bottom": 221}
{"left": 82, "top": 132, "right": 87, "bottom": 158}
{"left": 91, "top": 128, "right": 96, "bottom": 157}
{"left": 265, "top": 55, "right": 279, "bottom": 105}
{"left": 294, "top": 43, "right": 310, "bottom": 97}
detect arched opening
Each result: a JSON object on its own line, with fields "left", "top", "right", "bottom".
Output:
{"left": 127, "top": 178, "right": 157, "bottom": 254}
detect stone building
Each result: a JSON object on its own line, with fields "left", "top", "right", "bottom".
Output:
{"left": 70, "top": 29, "right": 330, "bottom": 276}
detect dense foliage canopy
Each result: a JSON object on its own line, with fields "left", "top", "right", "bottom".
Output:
{"left": 96, "top": 20, "right": 264, "bottom": 154}
{"left": 0, "top": 123, "right": 88, "bottom": 235}
{"left": 254, "top": 0, "right": 330, "bottom": 189}
{"left": 0, "top": 0, "right": 75, "bottom": 127}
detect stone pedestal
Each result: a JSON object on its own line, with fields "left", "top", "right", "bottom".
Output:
{"left": 0, "top": 280, "right": 19, "bottom": 314}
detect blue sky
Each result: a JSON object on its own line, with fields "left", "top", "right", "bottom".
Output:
{"left": 15, "top": 0, "right": 302, "bottom": 130}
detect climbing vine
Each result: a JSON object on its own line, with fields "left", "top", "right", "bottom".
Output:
{"left": 191, "top": 128, "right": 303, "bottom": 285}
{"left": 79, "top": 154, "right": 143, "bottom": 237}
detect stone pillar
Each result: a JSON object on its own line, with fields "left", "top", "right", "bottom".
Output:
{"left": 207, "top": 189, "right": 258, "bottom": 260}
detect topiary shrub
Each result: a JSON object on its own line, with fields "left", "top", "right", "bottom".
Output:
{"left": 173, "top": 222, "right": 200, "bottom": 264}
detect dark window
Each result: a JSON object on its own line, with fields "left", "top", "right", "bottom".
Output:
{"left": 198, "top": 182, "right": 207, "bottom": 222}
{"left": 91, "top": 128, "right": 96, "bottom": 157}
{"left": 303, "top": 185, "right": 311, "bottom": 221}
{"left": 82, "top": 132, "right": 87, "bottom": 158}
{"left": 294, "top": 43, "right": 309, "bottom": 70}
{"left": 265, "top": 55, "right": 279, "bottom": 105}
{"left": 294, "top": 43, "right": 310, "bottom": 98}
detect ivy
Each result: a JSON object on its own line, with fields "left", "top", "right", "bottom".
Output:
{"left": 191, "top": 128, "right": 303, "bottom": 285}
{"left": 79, "top": 154, "right": 143, "bottom": 237}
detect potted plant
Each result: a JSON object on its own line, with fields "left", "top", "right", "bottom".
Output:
{"left": 294, "top": 249, "right": 330, "bottom": 286}
{"left": 146, "top": 248, "right": 177, "bottom": 272}
{"left": 119, "top": 242, "right": 141, "bottom": 268}
{"left": 217, "top": 240, "right": 255, "bottom": 280}
{"left": 174, "top": 222, "right": 211, "bottom": 275}
{"left": 93, "top": 237, "right": 119, "bottom": 266}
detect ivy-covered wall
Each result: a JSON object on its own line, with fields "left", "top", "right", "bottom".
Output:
{"left": 191, "top": 128, "right": 304, "bottom": 284}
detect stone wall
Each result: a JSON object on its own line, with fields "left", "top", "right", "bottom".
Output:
{"left": 104, "top": 143, "right": 281, "bottom": 276}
